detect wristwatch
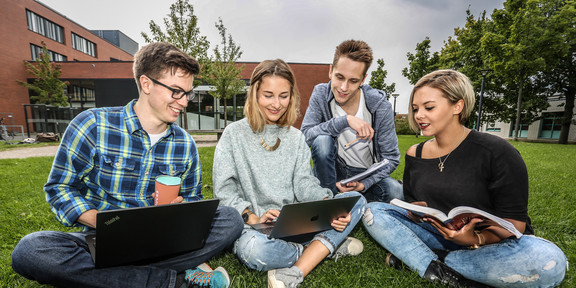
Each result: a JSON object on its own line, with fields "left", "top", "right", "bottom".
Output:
{"left": 242, "top": 210, "right": 252, "bottom": 223}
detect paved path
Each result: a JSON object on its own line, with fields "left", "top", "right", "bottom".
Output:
{"left": 0, "top": 135, "right": 218, "bottom": 159}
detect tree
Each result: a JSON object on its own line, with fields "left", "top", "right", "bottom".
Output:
{"left": 402, "top": 37, "right": 441, "bottom": 85}
{"left": 19, "top": 43, "right": 69, "bottom": 107}
{"left": 141, "top": 0, "right": 211, "bottom": 86}
{"left": 141, "top": 0, "right": 211, "bottom": 129}
{"left": 205, "top": 18, "right": 245, "bottom": 128}
{"left": 535, "top": 0, "right": 576, "bottom": 144}
{"left": 481, "top": 0, "right": 552, "bottom": 140}
{"left": 369, "top": 59, "right": 396, "bottom": 99}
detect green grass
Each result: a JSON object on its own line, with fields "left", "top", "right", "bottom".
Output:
{"left": 1, "top": 136, "right": 574, "bottom": 287}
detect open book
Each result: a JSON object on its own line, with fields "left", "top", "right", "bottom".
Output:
{"left": 390, "top": 199, "right": 522, "bottom": 238}
{"left": 340, "top": 159, "right": 389, "bottom": 185}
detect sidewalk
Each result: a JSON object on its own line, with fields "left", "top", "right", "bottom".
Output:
{"left": 0, "top": 134, "right": 218, "bottom": 159}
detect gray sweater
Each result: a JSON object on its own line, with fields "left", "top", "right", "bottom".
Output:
{"left": 213, "top": 119, "right": 332, "bottom": 216}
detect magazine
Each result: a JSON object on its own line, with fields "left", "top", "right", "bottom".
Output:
{"left": 340, "top": 159, "right": 389, "bottom": 185}
{"left": 390, "top": 199, "right": 522, "bottom": 238}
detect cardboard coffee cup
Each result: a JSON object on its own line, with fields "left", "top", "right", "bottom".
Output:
{"left": 154, "top": 176, "right": 181, "bottom": 205}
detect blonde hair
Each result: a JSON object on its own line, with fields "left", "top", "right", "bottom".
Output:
{"left": 408, "top": 69, "right": 475, "bottom": 132}
{"left": 243, "top": 59, "right": 300, "bottom": 132}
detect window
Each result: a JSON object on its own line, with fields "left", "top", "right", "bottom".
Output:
{"left": 30, "top": 44, "right": 67, "bottom": 62}
{"left": 72, "top": 33, "right": 97, "bottom": 57}
{"left": 26, "top": 10, "right": 64, "bottom": 43}
{"left": 539, "top": 112, "right": 563, "bottom": 139}
{"left": 486, "top": 123, "right": 501, "bottom": 132}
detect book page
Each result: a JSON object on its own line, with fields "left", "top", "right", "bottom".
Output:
{"left": 340, "top": 159, "right": 389, "bottom": 185}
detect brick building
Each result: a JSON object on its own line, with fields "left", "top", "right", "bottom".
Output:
{"left": 1, "top": 0, "right": 329, "bottom": 135}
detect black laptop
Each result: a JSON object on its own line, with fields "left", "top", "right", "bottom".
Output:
{"left": 250, "top": 196, "right": 361, "bottom": 242}
{"left": 86, "top": 199, "right": 219, "bottom": 268}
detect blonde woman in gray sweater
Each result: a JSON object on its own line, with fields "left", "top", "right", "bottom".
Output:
{"left": 213, "top": 59, "right": 366, "bottom": 288}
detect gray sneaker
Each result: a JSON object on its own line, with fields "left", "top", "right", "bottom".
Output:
{"left": 268, "top": 266, "right": 303, "bottom": 288}
{"left": 330, "top": 237, "right": 364, "bottom": 261}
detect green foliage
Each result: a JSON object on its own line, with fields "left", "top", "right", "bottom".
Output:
{"left": 2, "top": 139, "right": 574, "bottom": 287}
{"left": 205, "top": 18, "right": 245, "bottom": 127}
{"left": 394, "top": 117, "right": 417, "bottom": 136}
{"left": 368, "top": 59, "right": 396, "bottom": 99}
{"left": 19, "top": 44, "right": 69, "bottom": 107}
{"left": 402, "top": 37, "right": 440, "bottom": 85}
{"left": 141, "top": 0, "right": 211, "bottom": 86}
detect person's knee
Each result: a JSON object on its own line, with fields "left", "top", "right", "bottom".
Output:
{"left": 311, "top": 135, "right": 335, "bottom": 159}
{"left": 217, "top": 206, "right": 243, "bottom": 236}
{"left": 12, "top": 232, "right": 51, "bottom": 274}
{"left": 234, "top": 233, "right": 270, "bottom": 271}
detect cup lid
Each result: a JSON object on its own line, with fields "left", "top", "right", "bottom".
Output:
{"left": 156, "top": 175, "right": 181, "bottom": 185}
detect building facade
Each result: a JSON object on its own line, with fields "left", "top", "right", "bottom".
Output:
{"left": 1, "top": 0, "right": 329, "bottom": 136}
{"left": 481, "top": 95, "right": 576, "bottom": 143}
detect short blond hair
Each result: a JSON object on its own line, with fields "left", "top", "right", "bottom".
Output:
{"left": 243, "top": 59, "right": 300, "bottom": 132}
{"left": 408, "top": 69, "right": 475, "bottom": 132}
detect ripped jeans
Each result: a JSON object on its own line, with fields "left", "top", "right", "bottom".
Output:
{"left": 233, "top": 192, "right": 366, "bottom": 271}
{"left": 362, "top": 202, "right": 568, "bottom": 288}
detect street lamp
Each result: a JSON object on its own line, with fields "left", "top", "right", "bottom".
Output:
{"left": 392, "top": 93, "right": 399, "bottom": 116}
{"left": 475, "top": 69, "right": 493, "bottom": 131}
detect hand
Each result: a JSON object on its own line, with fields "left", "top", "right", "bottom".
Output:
{"left": 77, "top": 209, "right": 98, "bottom": 228}
{"left": 346, "top": 115, "right": 374, "bottom": 141}
{"left": 151, "top": 193, "right": 183, "bottom": 204}
{"left": 259, "top": 209, "right": 280, "bottom": 224}
{"left": 424, "top": 216, "right": 484, "bottom": 247}
{"left": 336, "top": 181, "right": 365, "bottom": 192}
{"left": 331, "top": 212, "right": 351, "bottom": 232}
{"left": 407, "top": 201, "right": 428, "bottom": 223}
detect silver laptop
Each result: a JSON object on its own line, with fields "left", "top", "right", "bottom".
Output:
{"left": 86, "top": 199, "right": 219, "bottom": 268}
{"left": 250, "top": 196, "right": 361, "bottom": 243}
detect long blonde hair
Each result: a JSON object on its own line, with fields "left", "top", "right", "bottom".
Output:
{"left": 243, "top": 59, "right": 300, "bottom": 132}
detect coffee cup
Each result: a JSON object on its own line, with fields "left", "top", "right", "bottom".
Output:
{"left": 154, "top": 175, "right": 181, "bottom": 205}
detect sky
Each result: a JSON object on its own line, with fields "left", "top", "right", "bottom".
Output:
{"left": 40, "top": 0, "right": 504, "bottom": 114}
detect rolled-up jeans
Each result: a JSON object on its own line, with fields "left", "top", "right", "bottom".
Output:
{"left": 362, "top": 202, "right": 568, "bottom": 288}
{"left": 11, "top": 206, "right": 243, "bottom": 288}
{"left": 233, "top": 192, "right": 366, "bottom": 271}
{"left": 310, "top": 135, "right": 403, "bottom": 202}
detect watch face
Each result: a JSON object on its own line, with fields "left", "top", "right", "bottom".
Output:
{"left": 242, "top": 212, "right": 249, "bottom": 222}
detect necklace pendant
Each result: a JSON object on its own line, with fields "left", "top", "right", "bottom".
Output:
{"left": 438, "top": 162, "right": 444, "bottom": 172}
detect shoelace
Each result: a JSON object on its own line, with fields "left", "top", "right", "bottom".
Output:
{"left": 185, "top": 270, "right": 213, "bottom": 286}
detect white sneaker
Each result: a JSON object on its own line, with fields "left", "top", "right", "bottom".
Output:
{"left": 330, "top": 237, "right": 364, "bottom": 261}
{"left": 268, "top": 266, "right": 303, "bottom": 288}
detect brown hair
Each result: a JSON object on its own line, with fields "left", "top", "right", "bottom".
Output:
{"left": 332, "top": 40, "right": 373, "bottom": 75}
{"left": 408, "top": 69, "right": 476, "bottom": 132}
{"left": 243, "top": 59, "right": 300, "bottom": 132}
{"left": 132, "top": 42, "right": 200, "bottom": 92}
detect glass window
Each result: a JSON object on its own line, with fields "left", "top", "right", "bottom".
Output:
{"left": 539, "top": 112, "right": 563, "bottom": 139}
{"left": 30, "top": 44, "right": 67, "bottom": 62}
{"left": 71, "top": 33, "right": 97, "bottom": 57}
{"left": 26, "top": 10, "right": 64, "bottom": 43}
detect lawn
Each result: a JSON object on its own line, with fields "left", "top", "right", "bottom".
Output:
{"left": 0, "top": 135, "right": 574, "bottom": 287}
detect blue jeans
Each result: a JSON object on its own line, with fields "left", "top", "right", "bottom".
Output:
{"left": 363, "top": 202, "right": 568, "bottom": 287}
{"left": 11, "top": 206, "right": 243, "bottom": 288}
{"left": 310, "top": 135, "right": 403, "bottom": 202}
{"left": 233, "top": 192, "right": 366, "bottom": 271}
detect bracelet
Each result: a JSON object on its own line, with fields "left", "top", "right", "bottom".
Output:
{"left": 470, "top": 230, "right": 485, "bottom": 249}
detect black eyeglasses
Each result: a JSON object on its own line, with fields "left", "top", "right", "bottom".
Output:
{"left": 146, "top": 75, "right": 194, "bottom": 101}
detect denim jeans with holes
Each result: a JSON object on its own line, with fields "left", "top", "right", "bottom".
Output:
{"left": 310, "top": 135, "right": 403, "bottom": 202}
{"left": 362, "top": 202, "right": 568, "bottom": 287}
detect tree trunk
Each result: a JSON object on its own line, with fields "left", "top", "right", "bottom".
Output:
{"left": 558, "top": 86, "right": 575, "bottom": 144}
{"left": 513, "top": 77, "right": 524, "bottom": 141}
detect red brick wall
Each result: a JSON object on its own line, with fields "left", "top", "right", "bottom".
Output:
{"left": 0, "top": 0, "right": 134, "bottom": 130}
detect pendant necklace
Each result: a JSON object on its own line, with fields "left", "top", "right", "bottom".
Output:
{"left": 435, "top": 127, "right": 465, "bottom": 172}
{"left": 260, "top": 128, "right": 281, "bottom": 151}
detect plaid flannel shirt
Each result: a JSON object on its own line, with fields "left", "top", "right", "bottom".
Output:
{"left": 44, "top": 100, "right": 202, "bottom": 227}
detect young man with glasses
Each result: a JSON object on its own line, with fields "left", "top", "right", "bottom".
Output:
{"left": 301, "top": 40, "right": 403, "bottom": 203}
{"left": 12, "top": 42, "right": 242, "bottom": 288}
